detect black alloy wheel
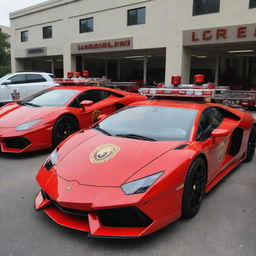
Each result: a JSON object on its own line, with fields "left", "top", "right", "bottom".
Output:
{"left": 182, "top": 157, "right": 207, "bottom": 218}
{"left": 52, "top": 115, "right": 79, "bottom": 147}
{"left": 245, "top": 125, "right": 256, "bottom": 162}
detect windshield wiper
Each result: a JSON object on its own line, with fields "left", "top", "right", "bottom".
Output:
{"left": 22, "top": 102, "right": 41, "bottom": 107}
{"left": 93, "top": 126, "right": 112, "bottom": 136}
{"left": 115, "top": 133, "right": 156, "bottom": 141}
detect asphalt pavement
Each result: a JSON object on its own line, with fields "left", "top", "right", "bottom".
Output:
{"left": 0, "top": 119, "right": 256, "bottom": 256}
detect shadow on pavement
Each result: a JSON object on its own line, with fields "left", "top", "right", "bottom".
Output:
{"left": 0, "top": 148, "right": 52, "bottom": 160}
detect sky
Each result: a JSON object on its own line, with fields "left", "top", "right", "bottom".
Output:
{"left": 0, "top": 0, "right": 47, "bottom": 26}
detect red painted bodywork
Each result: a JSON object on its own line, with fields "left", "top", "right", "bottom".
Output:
{"left": 0, "top": 86, "right": 146, "bottom": 153}
{"left": 35, "top": 99, "right": 256, "bottom": 238}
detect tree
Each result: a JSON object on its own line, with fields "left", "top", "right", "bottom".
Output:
{"left": 0, "top": 30, "right": 11, "bottom": 77}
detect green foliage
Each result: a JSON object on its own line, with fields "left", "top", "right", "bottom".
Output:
{"left": 0, "top": 30, "right": 11, "bottom": 77}
{"left": 0, "top": 66, "right": 11, "bottom": 77}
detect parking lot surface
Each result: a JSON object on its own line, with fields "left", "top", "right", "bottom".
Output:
{"left": 0, "top": 113, "right": 255, "bottom": 256}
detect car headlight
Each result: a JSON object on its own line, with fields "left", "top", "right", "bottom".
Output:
{"left": 121, "top": 171, "right": 164, "bottom": 195}
{"left": 44, "top": 149, "right": 59, "bottom": 171}
{"left": 16, "top": 119, "right": 42, "bottom": 131}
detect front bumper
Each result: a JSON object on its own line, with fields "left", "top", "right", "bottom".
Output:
{"left": 35, "top": 190, "right": 154, "bottom": 238}
{"left": 0, "top": 126, "right": 52, "bottom": 153}
{"left": 35, "top": 170, "right": 182, "bottom": 238}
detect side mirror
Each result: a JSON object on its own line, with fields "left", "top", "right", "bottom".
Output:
{"left": 211, "top": 129, "right": 229, "bottom": 143}
{"left": 80, "top": 100, "right": 93, "bottom": 110}
{"left": 97, "top": 114, "right": 108, "bottom": 122}
{"left": 2, "top": 80, "right": 11, "bottom": 85}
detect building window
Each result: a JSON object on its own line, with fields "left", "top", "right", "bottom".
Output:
{"left": 193, "top": 0, "right": 220, "bottom": 16}
{"left": 43, "top": 26, "right": 52, "bottom": 39}
{"left": 127, "top": 7, "right": 145, "bottom": 26}
{"left": 21, "top": 31, "right": 28, "bottom": 42}
{"left": 79, "top": 17, "right": 93, "bottom": 33}
{"left": 249, "top": 0, "right": 256, "bottom": 8}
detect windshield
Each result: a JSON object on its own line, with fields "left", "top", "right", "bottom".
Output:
{"left": 0, "top": 74, "right": 10, "bottom": 82}
{"left": 19, "top": 89, "right": 79, "bottom": 107}
{"left": 94, "top": 106, "right": 197, "bottom": 141}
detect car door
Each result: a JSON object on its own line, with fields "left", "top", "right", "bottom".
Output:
{"left": 0, "top": 74, "right": 27, "bottom": 102}
{"left": 69, "top": 89, "right": 117, "bottom": 128}
{"left": 196, "top": 107, "right": 230, "bottom": 181}
{"left": 0, "top": 75, "right": 13, "bottom": 103}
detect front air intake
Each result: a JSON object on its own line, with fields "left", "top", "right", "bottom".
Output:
{"left": 98, "top": 207, "right": 153, "bottom": 227}
{"left": 5, "top": 137, "right": 31, "bottom": 149}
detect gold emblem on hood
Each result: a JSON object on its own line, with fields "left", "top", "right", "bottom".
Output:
{"left": 90, "top": 144, "right": 120, "bottom": 164}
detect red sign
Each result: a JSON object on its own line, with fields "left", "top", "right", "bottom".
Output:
{"left": 191, "top": 25, "right": 256, "bottom": 42}
{"left": 78, "top": 40, "right": 131, "bottom": 50}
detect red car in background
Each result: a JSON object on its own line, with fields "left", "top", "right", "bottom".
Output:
{"left": 0, "top": 86, "right": 146, "bottom": 153}
{"left": 35, "top": 99, "right": 256, "bottom": 238}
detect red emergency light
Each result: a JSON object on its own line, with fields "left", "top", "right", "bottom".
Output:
{"left": 75, "top": 72, "right": 81, "bottom": 78}
{"left": 202, "top": 90, "right": 213, "bottom": 96}
{"left": 171, "top": 76, "right": 181, "bottom": 86}
{"left": 171, "top": 89, "right": 178, "bottom": 95}
{"left": 194, "top": 74, "right": 205, "bottom": 85}
{"left": 83, "top": 70, "right": 89, "bottom": 77}
{"left": 67, "top": 72, "right": 73, "bottom": 78}
{"left": 208, "top": 83, "right": 215, "bottom": 89}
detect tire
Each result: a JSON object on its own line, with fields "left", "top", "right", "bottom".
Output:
{"left": 182, "top": 157, "right": 207, "bottom": 218}
{"left": 244, "top": 125, "right": 256, "bottom": 162}
{"left": 52, "top": 115, "right": 79, "bottom": 148}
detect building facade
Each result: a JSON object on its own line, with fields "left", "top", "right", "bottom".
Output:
{"left": 10, "top": 0, "right": 256, "bottom": 88}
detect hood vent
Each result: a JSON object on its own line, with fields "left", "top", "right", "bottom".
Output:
{"left": 174, "top": 144, "right": 189, "bottom": 150}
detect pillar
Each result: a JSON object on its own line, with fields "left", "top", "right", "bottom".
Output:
{"left": 63, "top": 45, "right": 76, "bottom": 78}
{"left": 165, "top": 45, "right": 191, "bottom": 85}
{"left": 214, "top": 53, "right": 220, "bottom": 86}
{"left": 12, "top": 58, "right": 24, "bottom": 72}
{"left": 143, "top": 56, "right": 147, "bottom": 85}
{"left": 51, "top": 57, "right": 55, "bottom": 74}
{"left": 117, "top": 60, "right": 121, "bottom": 80}
{"left": 105, "top": 60, "right": 108, "bottom": 78}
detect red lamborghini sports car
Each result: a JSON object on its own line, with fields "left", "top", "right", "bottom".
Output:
{"left": 35, "top": 100, "right": 256, "bottom": 238}
{"left": 0, "top": 86, "right": 146, "bottom": 153}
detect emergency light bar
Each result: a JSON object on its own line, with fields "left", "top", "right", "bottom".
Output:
{"left": 55, "top": 77, "right": 111, "bottom": 86}
{"left": 142, "top": 75, "right": 256, "bottom": 105}
{"left": 139, "top": 88, "right": 215, "bottom": 98}
{"left": 54, "top": 76, "right": 139, "bottom": 92}
{"left": 139, "top": 88, "right": 256, "bottom": 101}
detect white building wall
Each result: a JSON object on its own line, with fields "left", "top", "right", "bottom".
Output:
{"left": 10, "top": 0, "right": 256, "bottom": 82}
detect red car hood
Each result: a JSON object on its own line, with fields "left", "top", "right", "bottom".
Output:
{"left": 0, "top": 103, "right": 59, "bottom": 127}
{"left": 56, "top": 131, "right": 185, "bottom": 187}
